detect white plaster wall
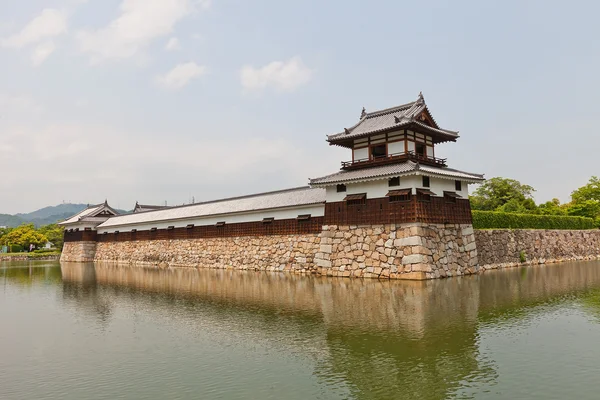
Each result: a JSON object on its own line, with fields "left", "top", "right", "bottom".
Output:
{"left": 407, "top": 141, "right": 415, "bottom": 152}
{"left": 96, "top": 204, "right": 325, "bottom": 234}
{"left": 325, "top": 180, "right": 391, "bottom": 202}
{"left": 324, "top": 175, "right": 470, "bottom": 203}
{"left": 388, "top": 141, "right": 405, "bottom": 154}
{"left": 427, "top": 145, "right": 434, "bottom": 157}
{"left": 353, "top": 147, "right": 368, "bottom": 161}
{"left": 400, "top": 175, "right": 469, "bottom": 198}
{"left": 62, "top": 222, "right": 101, "bottom": 232}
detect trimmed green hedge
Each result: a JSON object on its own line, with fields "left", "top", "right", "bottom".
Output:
{"left": 472, "top": 210, "right": 596, "bottom": 230}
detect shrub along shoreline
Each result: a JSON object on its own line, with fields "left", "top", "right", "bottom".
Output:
{"left": 472, "top": 210, "right": 596, "bottom": 230}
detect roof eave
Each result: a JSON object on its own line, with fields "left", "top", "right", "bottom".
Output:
{"left": 96, "top": 202, "right": 326, "bottom": 230}
{"left": 310, "top": 169, "right": 485, "bottom": 187}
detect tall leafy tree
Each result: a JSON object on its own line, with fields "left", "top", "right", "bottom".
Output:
{"left": 538, "top": 198, "right": 568, "bottom": 216}
{"left": 0, "top": 224, "right": 48, "bottom": 249}
{"left": 567, "top": 177, "right": 600, "bottom": 225}
{"left": 38, "top": 224, "right": 64, "bottom": 250}
{"left": 470, "top": 177, "right": 537, "bottom": 212}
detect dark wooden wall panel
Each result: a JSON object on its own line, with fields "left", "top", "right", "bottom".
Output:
{"left": 93, "top": 217, "right": 324, "bottom": 243}
{"left": 324, "top": 197, "right": 472, "bottom": 226}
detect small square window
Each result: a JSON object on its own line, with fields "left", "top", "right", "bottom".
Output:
{"left": 370, "top": 144, "right": 387, "bottom": 159}
{"left": 422, "top": 176, "right": 430, "bottom": 187}
{"left": 455, "top": 180, "right": 462, "bottom": 191}
{"left": 337, "top": 184, "right": 347, "bottom": 193}
{"left": 388, "top": 177, "right": 400, "bottom": 187}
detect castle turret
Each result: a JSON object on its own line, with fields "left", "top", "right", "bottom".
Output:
{"left": 310, "top": 93, "right": 484, "bottom": 226}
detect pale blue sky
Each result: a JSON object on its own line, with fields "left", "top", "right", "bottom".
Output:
{"left": 1, "top": 0, "right": 599, "bottom": 213}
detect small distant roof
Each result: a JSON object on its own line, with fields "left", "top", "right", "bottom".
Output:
{"left": 59, "top": 201, "right": 120, "bottom": 225}
{"left": 327, "top": 93, "right": 459, "bottom": 147}
{"left": 133, "top": 202, "right": 170, "bottom": 213}
{"left": 310, "top": 161, "right": 484, "bottom": 186}
{"left": 98, "top": 187, "right": 326, "bottom": 229}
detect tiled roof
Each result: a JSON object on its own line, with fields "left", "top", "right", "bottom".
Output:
{"left": 327, "top": 93, "right": 459, "bottom": 144}
{"left": 134, "top": 202, "right": 170, "bottom": 213}
{"left": 59, "top": 201, "right": 121, "bottom": 225}
{"left": 310, "top": 161, "right": 484, "bottom": 186}
{"left": 59, "top": 204, "right": 103, "bottom": 225}
{"left": 98, "top": 187, "right": 326, "bottom": 229}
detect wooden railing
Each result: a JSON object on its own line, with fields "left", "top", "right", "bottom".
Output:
{"left": 341, "top": 151, "right": 447, "bottom": 169}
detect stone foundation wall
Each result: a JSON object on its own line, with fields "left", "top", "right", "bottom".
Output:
{"left": 476, "top": 229, "right": 600, "bottom": 270}
{"left": 93, "top": 234, "right": 322, "bottom": 273}
{"left": 63, "top": 223, "right": 478, "bottom": 280}
{"left": 62, "top": 227, "right": 600, "bottom": 280}
{"left": 314, "top": 223, "right": 478, "bottom": 280}
{"left": 61, "top": 241, "right": 97, "bottom": 262}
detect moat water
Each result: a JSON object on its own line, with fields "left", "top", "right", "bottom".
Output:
{"left": 2, "top": 261, "right": 600, "bottom": 399}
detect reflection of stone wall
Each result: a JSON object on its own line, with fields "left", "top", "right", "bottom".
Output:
{"left": 60, "top": 263, "right": 481, "bottom": 335}
{"left": 314, "top": 223, "right": 478, "bottom": 280}
{"left": 61, "top": 242, "right": 97, "bottom": 262}
{"left": 476, "top": 230, "right": 600, "bottom": 270}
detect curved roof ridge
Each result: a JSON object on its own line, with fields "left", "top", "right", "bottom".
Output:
{"left": 121, "top": 186, "right": 317, "bottom": 217}
{"left": 364, "top": 100, "right": 416, "bottom": 118}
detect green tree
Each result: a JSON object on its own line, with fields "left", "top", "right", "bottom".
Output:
{"left": 538, "top": 198, "right": 568, "bottom": 216}
{"left": 565, "top": 177, "right": 600, "bottom": 227}
{"left": 470, "top": 177, "right": 537, "bottom": 212}
{"left": 38, "top": 223, "right": 64, "bottom": 250}
{"left": 571, "top": 176, "right": 600, "bottom": 204}
{"left": 0, "top": 224, "right": 48, "bottom": 249}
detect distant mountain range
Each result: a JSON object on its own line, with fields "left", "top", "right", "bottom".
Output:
{"left": 0, "top": 203, "right": 127, "bottom": 228}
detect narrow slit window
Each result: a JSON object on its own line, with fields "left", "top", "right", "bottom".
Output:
{"left": 388, "top": 177, "right": 400, "bottom": 187}
{"left": 337, "top": 184, "right": 347, "bottom": 193}
{"left": 297, "top": 214, "right": 311, "bottom": 221}
{"left": 417, "top": 189, "right": 435, "bottom": 202}
{"left": 215, "top": 221, "right": 225, "bottom": 227}
{"left": 262, "top": 218, "right": 274, "bottom": 224}
{"left": 444, "top": 191, "right": 462, "bottom": 204}
{"left": 422, "top": 176, "right": 430, "bottom": 188}
{"left": 344, "top": 193, "right": 366, "bottom": 206}
{"left": 388, "top": 189, "right": 412, "bottom": 203}
{"left": 455, "top": 180, "right": 462, "bottom": 191}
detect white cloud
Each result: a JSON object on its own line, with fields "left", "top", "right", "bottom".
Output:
{"left": 31, "top": 41, "right": 56, "bottom": 66}
{"left": 0, "top": 93, "right": 44, "bottom": 115}
{"left": 1, "top": 9, "right": 67, "bottom": 48}
{"left": 240, "top": 56, "right": 313, "bottom": 92}
{"left": 165, "top": 37, "right": 181, "bottom": 51}
{"left": 157, "top": 62, "right": 207, "bottom": 89}
{"left": 77, "top": 0, "right": 207, "bottom": 63}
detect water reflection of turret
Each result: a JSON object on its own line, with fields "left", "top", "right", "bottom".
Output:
{"left": 59, "top": 262, "right": 488, "bottom": 400}
{"left": 60, "top": 262, "right": 113, "bottom": 324}
{"left": 57, "top": 261, "right": 600, "bottom": 400}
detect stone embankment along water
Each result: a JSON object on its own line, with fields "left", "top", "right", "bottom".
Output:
{"left": 61, "top": 227, "right": 600, "bottom": 280}
{"left": 62, "top": 223, "right": 478, "bottom": 280}
{"left": 476, "top": 229, "right": 600, "bottom": 270}
{"left": 0, "top": 254, "right": 61, "bottom": 262}
{"left": 312, "top": 224, "right": 477, "bottom": 280}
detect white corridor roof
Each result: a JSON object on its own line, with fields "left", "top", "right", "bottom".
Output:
{"left": 98, "top": 187, "right": 326, "bottom": 229}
